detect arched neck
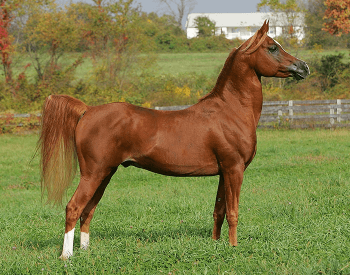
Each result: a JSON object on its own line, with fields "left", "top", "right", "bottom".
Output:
{"left": 200, "top": 52, "right": 264, "bottom": 128}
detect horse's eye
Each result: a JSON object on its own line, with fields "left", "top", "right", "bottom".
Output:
{"left": 269, "top": 45, "right": 278, "bottom": 53}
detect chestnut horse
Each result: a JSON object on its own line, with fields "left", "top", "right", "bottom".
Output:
{"left": 38, "top": 21, "right": 309, "bottom": 259}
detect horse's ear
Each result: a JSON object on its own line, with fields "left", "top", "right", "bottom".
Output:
{"left": 241, "top": 20, "right": 269, "bottom": 54}
{"left": 260, "top": 20, "right": 269, "bottom": 34}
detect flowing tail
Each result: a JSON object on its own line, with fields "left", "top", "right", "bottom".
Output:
{"left": 37, "top": 95, "right": 88, "bottom": 205}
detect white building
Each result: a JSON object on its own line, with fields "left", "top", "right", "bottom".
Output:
{"left": 185, "top": 12, "right": 305, "bottom": 41}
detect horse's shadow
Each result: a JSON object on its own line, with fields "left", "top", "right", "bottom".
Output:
{"left": 96, "top": 223, "right": 214, "bottom": 242}
{"left": 23, "top": 222, "right": 215, "bottom": 253}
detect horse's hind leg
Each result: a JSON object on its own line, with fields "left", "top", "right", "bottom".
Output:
{"left": 212, "top": 175, "right": 226, "bottom": 240}
{"left": 79, "top": 168, "right": 117, "bottom": 250}
{"left": 60, "top": 168, "right": 115, "bottom": 260}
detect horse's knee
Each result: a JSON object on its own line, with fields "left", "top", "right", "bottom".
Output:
{"left": 213, "top": 212, "right": 225, "bottom": 223}
{"left": 226, "top": 213, "right": 238, "bottom": 227}
{"left": 65, "top": 203, "right": 81, "bottom": 230}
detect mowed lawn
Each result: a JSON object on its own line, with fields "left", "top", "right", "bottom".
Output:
{"left": 0, "top": 129, "right": 350, "bottom": 274}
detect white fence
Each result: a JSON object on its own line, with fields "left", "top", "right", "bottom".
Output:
{"left": 155, "top": 99, "right": 350, "bottom": 129}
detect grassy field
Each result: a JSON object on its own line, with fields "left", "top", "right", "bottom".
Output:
{"left": 0, "top": 129, "right": 350, "bottom": 274}
{"left": 7, "top": 48, "right": 350, "bottom": 82}
{"left": 155, "top": 49, "right": 350, "bottom": 77}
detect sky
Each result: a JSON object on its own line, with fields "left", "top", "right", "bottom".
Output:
{"left": 57, "top": 0, "right": 263, "bottom": 25}
{"left": 57, "top": 0, "right": 262, "bottom": 13}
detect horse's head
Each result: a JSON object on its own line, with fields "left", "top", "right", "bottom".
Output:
{"left": 240, "top": 20, "right": 310, "bottom": 80}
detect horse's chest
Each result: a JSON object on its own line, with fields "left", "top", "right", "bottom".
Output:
{"left": 215, "top": 123, "right": 257, "bottom": 164}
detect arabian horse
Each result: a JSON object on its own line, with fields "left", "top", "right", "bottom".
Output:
{"left": 38, "top": 21, "right": 309, "bottom": 259}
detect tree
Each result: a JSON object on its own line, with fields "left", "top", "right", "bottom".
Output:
{"left": 304, "top": 0, "right": 348, "bottom": 48}
{"left": 257, "top": 0, "right": 304, "bottom": 41}
{"left": 0, "top": 0, "right": 13, "bottom": 83}
{"left": 194, "top": 16, "right": 215, "bottom": 37}
{"left": 80, "top": 0, "right": 156, "bottom": 90}
{"left": 323, "top": 0, "right": 350, "bottom": 36}
{"left": 0, "top": 0, "right": 54, "bottom": 84}
{"left": 24, "top": 4, "right": 83, "bottom": 81}
{"left": 155, "top": 0, "right": 197, "bottom": 28}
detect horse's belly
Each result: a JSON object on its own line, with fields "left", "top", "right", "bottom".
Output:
{"left": 135, "top": 162, "right": 219, "bottom": 177}
{"left": 129, "top": 150, "right": 219, "bottom": 177}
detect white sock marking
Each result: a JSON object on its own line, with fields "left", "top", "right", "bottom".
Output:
{"left": 80, "top": 232, "right": 90, "bottom": 250}
{"left": 61, "top": 228, "right": 75, "bottom": 259}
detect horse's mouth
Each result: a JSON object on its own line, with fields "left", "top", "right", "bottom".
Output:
{"left": 291, "top": 70, "right": 307, "bottom": 80}
{"left": 288, "top": 61, "right": 310, "bottom": 80}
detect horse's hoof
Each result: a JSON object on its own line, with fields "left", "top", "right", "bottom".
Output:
{"left": 59, "top": 254, "right": 70, "bottom": 260}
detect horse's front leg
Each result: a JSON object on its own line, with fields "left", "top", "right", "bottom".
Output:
{"left": 222, "top": 164, "right": 244, "bottom": 246}
{"left": 212, "top": 175, "right": 226, "bottom": 240}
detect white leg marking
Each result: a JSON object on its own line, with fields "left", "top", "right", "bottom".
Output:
{"left": 80, "top": 232, "right": 90, "bottom": 250}
{"left": 60, "top": 228, "right": 75, "bottom": 260}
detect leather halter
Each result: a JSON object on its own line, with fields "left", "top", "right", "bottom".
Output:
{"left": 241, "top": 31, "right": 268, "bottom": 55}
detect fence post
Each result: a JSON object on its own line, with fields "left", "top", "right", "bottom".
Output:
{"left": 330, "top": 107, "right": 335, "bottom": 125}
{"left": 288, "top": 100, "right": 293, "bottom": 123}
{"left": 337, "top": 99, "right": 342, "bottom": 123}
{"left": 278, "top": 109, "right": 282, "bottom": 125}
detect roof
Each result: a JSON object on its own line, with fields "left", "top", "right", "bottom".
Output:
{"left": 185, "top": 12, "right": 304, "bottom": 28}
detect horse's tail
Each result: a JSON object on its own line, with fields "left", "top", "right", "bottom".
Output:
{"left": 38, "top": 95, "right": 88, "bottom": 205}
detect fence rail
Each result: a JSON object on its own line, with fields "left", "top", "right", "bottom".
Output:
{"left": 3, "top": 99, "right": 350, "bottom": 131}
{"left": 155, "top": 99, "right": 350, "bottom": 129}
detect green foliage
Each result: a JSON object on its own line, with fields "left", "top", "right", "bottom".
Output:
{"left": 312, "top": 53, "right": 350, "bottom": 91}
{"left": 1, "top": 130, "right": 350, "bottom": 273}
{"left": 135, "top": 72, "right": 214, "bottom": 107}
{"left": 187, "top": 35, "right": 242, "bottom": 52}
{"left": 193, "top": 16, "right": 216, "bottom": 38}
{"left": 261, "top": 51, "right": 350, "bottom": 101}
{"left": 139, "top": 12, "right": 183, "bottom": 51}
{"left": 22, "top": 1, "right": 83, "bottom": 81}
{"left": 155, "top": 32, "right": 183, "bottom": 51}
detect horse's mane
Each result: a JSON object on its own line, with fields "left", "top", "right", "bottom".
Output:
{"left": 198, "top": 47, "right": 239, "bottom": 102}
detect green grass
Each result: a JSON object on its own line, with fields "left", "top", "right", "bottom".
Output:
{"left": 0, "top": 129, "right": 350, "bottom": 274}
{"left": 155, "top": 49, "right": 350, "bottom": 77}
{"left": 155, "top": 53, "right": 229, "bottom": 76}
{"left": 73, "top": 49, "right": 350, "bottom": 78}
{"left": 6, "top": 48, "right": 350, "bottom": 83}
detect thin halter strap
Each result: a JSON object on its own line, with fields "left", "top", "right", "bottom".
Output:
{"left": 241, "top": 32, "right": 268, "bottom": 55}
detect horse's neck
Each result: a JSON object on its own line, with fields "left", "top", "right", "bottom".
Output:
{"left": 207, "top": 58, "right": 263, "bottom": 127}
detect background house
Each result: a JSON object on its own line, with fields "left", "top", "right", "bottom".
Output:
{"left": 186, "top": 12, "right": 305, "bottom": 41}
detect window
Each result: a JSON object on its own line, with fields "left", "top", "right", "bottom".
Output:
{"left": 228, "top": 27, "right": 239, "bottom": 34}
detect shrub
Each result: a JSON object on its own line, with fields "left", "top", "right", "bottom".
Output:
{"left": 0, "top": 113, "right": 41, "bottom": 134}
{"left": 134, "top": 72, "right": 216, "bottom": 107}
{"left": 313, "top": 53, "right": 350, "bottom": 91}
{"left": 187, "top": 36, "right": 242, "bottom": 53}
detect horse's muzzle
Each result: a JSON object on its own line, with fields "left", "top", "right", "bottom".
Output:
{"left": 288, "top": 61, "right": 310, "bottom": 80}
